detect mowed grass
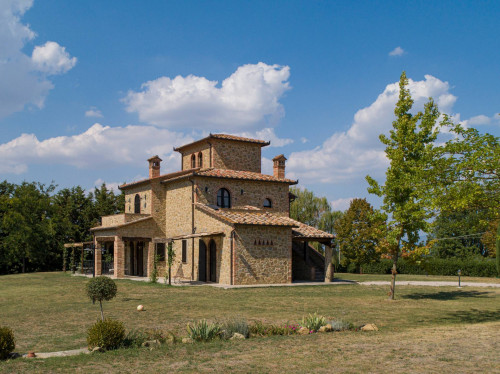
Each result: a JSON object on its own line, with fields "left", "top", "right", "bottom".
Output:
{"left": 335, "top": 272, "right": 500, "bottom": 283}
{"left": 0, "top": 272, "right": 499, "bottom": 373}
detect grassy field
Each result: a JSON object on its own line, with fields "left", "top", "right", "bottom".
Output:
{"left": 335, "top": 272, "right": 500, "bottom": 283}
{"left": 0, "top": 272, "right": 499, "bottom": 373}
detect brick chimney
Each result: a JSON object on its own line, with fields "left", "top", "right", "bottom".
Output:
{"left": 272, "top": 154, "right": 287, "bottom": 179}
{"left": 148, "top": 155, "right": 162, "bottom": 178}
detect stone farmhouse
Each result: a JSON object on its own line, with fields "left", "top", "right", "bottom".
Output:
{"left": 91, "top": 134, "right": 334, "bottom": 285}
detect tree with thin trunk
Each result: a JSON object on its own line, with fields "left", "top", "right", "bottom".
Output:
{"left": 166, "top": 241, "right": 175, "bottom": 286}
{"left": 366, "top": 71, "right": 439, "bottom": 300}
{"left": 86, "top": 276, "right": 117, "bottom": 321}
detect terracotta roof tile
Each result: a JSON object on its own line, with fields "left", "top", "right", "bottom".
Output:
{"left": 195, "top": 168, "right": 297, "bottom": 184}
{"left": 290, "top": 219, "right": 335, "bottom": 240}
{"left": 174, "top": 133, "right": 270, "bottom": 151}
{"left": 120, "top": 169, "right": 198, "bottom": 189}
{"left": 196, "top": 204, "right": 297, "bottom": 227}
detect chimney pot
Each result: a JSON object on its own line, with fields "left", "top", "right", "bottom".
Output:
{"left": 148, "top": 155, "right": 162, "bottom": 178}
{"left": 272, "top": 154, "right": 287, "bottom": 179}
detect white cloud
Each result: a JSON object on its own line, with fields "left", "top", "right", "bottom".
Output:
{"left": 123, "top": 62, "right": 291, "bottom": 130}
{"left": 94, "top": 179, "right": 121, "bottom": 193}
{"left": 236, "top": 128, "right": 293, "bottom": 147}
{"left": 463, "top": 114, "right": 494, "bottom": 126}
{"left": 300, "top": 137, "right": 309, "bottom": 144}
{"left": 389, "top": 46, "right": 405, "bottom": 56}
{"left": 287, "top": 75, "right": 458, "bottom": 184}
{"left": 85, "top": 107, "right": 104, "bottom": 118}
{"left": 0, "top": 123, "right": 192, "bottom": 174}
{"left": 31, "top": 41, "right": 77, "bottom": 75}
{"left": 331, "top": 197, "right": 354, "bottom": 211}
{"left": 0, "top": 1, "right": 76, "bottom": 119}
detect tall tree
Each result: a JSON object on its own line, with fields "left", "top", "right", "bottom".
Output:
{"left": 290, "top": 187, "right": 331, "bottom": 228}
{"left": 334, "top": 198, "right": 386, "bottom": 272}
{"left": 366, "top": 71, "right": 440, "bottom": 299}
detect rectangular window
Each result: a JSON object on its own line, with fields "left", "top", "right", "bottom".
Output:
{"left": 182, "top": 240, "right": 187, "bottom": 263}
{"left": 156, "top": 243, "right": 165, "bottom": 261}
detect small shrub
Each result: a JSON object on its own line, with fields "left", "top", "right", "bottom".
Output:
{"left": 123, "top": 327, "right": 168, "bottom": 347}
{"left": 328, "top": 320, "right": 354, "bottom": 331}
{"left": 301, "top": 313, "right": 326, "bottom": 332}
{"left": 221, "top": 318, "right": 249, "bottom": 340}
{"left": 87, "top": 319, "right": 125, "bottom": 351}
{"left": 187, "top": 320, "right": 221, "bottom": 342}
{"left": 0, "top": 327, "right": 15, "bottom": 360}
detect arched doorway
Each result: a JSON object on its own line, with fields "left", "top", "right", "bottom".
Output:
{"left": 209, "top": 239, "right": 217, "bottom": 283}
{"left": 198, "top": 240, "right": 207, "bottom": 282}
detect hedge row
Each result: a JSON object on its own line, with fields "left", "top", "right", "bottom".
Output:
{"left": 339, "top": 258, "right": 497, "bottom": 277}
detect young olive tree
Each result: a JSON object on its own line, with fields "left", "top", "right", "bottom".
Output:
{"left": 166, "top": 241, "right": 175, "bottom": 286}
{"left": 366, "top": 71, "right": 439, "bottom": 300}
{"left": 86, "top": 276, "right": 117, "bottom": 321}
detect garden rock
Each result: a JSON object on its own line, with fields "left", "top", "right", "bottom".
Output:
{"left": 230, "top": 333, "right": 246, "bottom": 340}
{"left": 318, "top": 325, "right": 333, "bottom": 333}
{"left": 298, "top": 327, "right": 310, "bottom": 335}
{"left": 91, "top": 346, "right": 104, "bottom": 353}
{"left": 181, "top": 338, "right": 193, "bottom": 344}
{"left": 361, "top": 324, "right": 378, "bottom": 331}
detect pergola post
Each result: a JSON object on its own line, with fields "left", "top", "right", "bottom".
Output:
{"left": 324, "top": 243, "right": 334, "bottom": 282}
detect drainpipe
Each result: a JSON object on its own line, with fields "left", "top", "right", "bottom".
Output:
{"left": 208, "top": 142, "right": 212, "bottom": 168}
{"left": 190, "top": 178, "right": 195, "bottom": 280}
{"left": 230, "top": 230, "right": 235, "bottom": 285}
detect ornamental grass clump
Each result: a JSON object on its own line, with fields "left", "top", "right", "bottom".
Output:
{"left": 87, "top": 319, "right": 125, "bottom": 351}
{"left": 0, "top": 327, "right": 15, "bottom": 360}
{"left": 328, "top": 319, "right": 354, "bottom": 331}
{"left": 221, "top": 318, "right": 249, "bottom": 340}
{"left": 187, "top": 320, "right": 221, "bottom": 342}
{"left": 300, "top": 313, "right": 326, "bottom": 332}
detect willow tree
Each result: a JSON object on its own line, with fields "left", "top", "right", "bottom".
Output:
{"left": 366, "top": 71, "right": 439, "bottom": 300}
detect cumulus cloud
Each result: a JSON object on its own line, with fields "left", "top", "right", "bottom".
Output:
{"left": 236, "top": 128, "right": 293, "bottom": 147}
{"left": 331, "top": 197, "right": 354, "bottom": 211}
{"left": 287, "top": 75, "right": 458, "bottom": 184}
{"left": 31, "top": 41, "right": 77, "bottom": 75}
{"left": 94, "top": 178, "right": 121, "bottom": 193}
{"left": 123, "top": 62, "right": 291, "bottom": 130}
{"left": 85, "top": 107, "right": 104, "bottom": 118}
{"left": 389, "top": 46, "right": 405, "bottom": 56}
{"left": 0, "top": 0, "right": 76, "bottom": 119}
{"left": 0, "top": 123, "right": 192, "bottom": 174}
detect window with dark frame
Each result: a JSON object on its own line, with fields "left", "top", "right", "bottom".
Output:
{"left": 198, "top": 152, "right": 203, "bottom": 168}
{"left": 134, "top": 194, "right": 140, "bottom": 213}
{"left": 217, "top": 188, "right": 231, "bottom": 208}
{"left": 191, "top": 154, "right": 196, "bottom": 168}
{"left": 156, "top": 243, "right": 165, "bottom": 261}
{"left": 263, "top": 198, "right": 272, "bottom": 208}
{"left": 182, "top": 240, "right": 187, "bottom": 263}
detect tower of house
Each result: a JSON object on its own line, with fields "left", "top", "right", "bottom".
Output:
{"left": 148, "top": 155, "right": 162, "bottom": 178}
{"left": 272, "top": 154, "right": 287, "bottom": 179}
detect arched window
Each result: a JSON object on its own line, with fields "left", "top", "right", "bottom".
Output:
{"left": 198, "top": 152, "right": 203, "bottom": 168}
{"left": 191, "top": 154, "right": 196, "bottom": 168}
{"left": 263, "top": 198, "right": 272, "bottom": 208}
{"left": 217, "top": 188, "right": 231, "bottom": 208}
{"left": 134, "top": 194, "right": 140, "bottom": 213}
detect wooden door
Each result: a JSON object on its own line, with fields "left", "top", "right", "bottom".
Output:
{"left": 209, "top": 240, "right": 216, "bottom": 283}
{"left": 198, "top": 240, "right": 207, "bottom": 282}
{"left": 136, "top": 242, "right": 144, "bottom": 277}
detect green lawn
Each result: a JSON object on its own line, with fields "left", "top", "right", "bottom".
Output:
{"left": 335, "top": 272, "right": 500, "bottom": 283}
{"left": 0, "top": 272, "right": 499, "bottom": 373}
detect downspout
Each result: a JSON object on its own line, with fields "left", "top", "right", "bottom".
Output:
{"left": 208, "top": 142, "right": 213, "bottom": 168}
{"left": 230, "top": 229, "right": 235, "bottom": 285}
{"left": 190, "top": 178, "right": 195, "bottom": 280}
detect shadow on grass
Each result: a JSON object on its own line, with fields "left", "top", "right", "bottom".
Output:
{"left": 402, "top": 290, "right": 490, "bottom": 301}
{"left": 443, "top": 309, "right": 500, "bottom": 324}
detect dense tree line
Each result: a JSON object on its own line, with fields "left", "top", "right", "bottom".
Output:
{"left": 0, "top": 181, "right": 123, "bottom": 274}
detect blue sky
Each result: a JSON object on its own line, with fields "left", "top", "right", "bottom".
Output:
{"left": 1, "top": 0, "right": 499, "bottom": 210}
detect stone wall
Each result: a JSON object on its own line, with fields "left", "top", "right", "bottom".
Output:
{"left": 180, "top": 142, "right": 211, "bottom": 170}
{"left": 124, "top": 184, "right": 152, "bottom": 214}
{"left": 234, "top": 225, "right": 292, "bottom": 285}
{"left": 195, "top": 177, "right": 290, "bottom": 216}
{"left": 212, "top": 139, "right": 262, "bottom": 173}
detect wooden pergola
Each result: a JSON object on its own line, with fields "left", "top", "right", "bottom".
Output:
{"left": 63, "top": 241, "right": 93, "bottom": 274}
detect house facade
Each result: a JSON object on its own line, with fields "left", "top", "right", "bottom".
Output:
{"left": 91, "top": 134, "right": 334, "bottom": 285}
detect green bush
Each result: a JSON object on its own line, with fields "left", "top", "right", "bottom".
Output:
{"left": 0, "top": 327, "right": 15, "bottom": 360}
{"left": 187, "top": 320, "right": 221, "bottom": 342}
{"left": 300, "top": 313, "right": 326, "bottom": 332}
{"left": 87, "top": 319, "right": 125, "bottom": 351}
{"left": 221, "top": 319, "right": 249, "bottom": 340}
{"left": 339, "top": 257, "right": 497, "bottom": 277}
{"left": 328, "top": 320, "right": 353, "bottom": 331}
